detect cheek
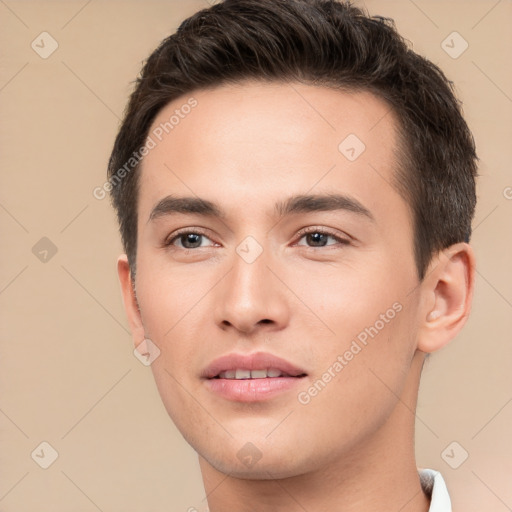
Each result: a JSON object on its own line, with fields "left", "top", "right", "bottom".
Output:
{"left": 288, "top": 255, "right": 404, "bottom": 340}
{"left": 292, "top": 259, "right": 417, "bottom": 411}
{"left": 135, "top": 256, "right": 212, "bottom": 338}
{"left": 134, "top": 262, "right": 215, "bottom": 407}
{"left": 294, "top": 303, "right": 417, "bottom": 448}
{"left": 140, "top": 268, "right": 209, "bottom": 434}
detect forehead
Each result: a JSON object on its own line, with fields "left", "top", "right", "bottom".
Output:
{"left": 137, "top": 81, "right": 406, "bottom": 226}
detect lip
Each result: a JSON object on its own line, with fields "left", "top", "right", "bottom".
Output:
{"left": 201, "top": 352, "right": 307, "bottom": 402}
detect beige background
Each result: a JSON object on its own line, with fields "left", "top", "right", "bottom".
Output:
{"left": 1, "top": 0, "right": 511, "bottom": 510}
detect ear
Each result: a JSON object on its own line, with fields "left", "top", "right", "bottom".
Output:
{"left": 117, "top": 254, "right": 145, "bottom": 349}
{"left": 417, "top": 242, "right": 476, "bottom": 353}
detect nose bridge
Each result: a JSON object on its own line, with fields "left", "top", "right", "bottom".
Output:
{"left": 214, "top": 235, "right": 289, "bottom": 333}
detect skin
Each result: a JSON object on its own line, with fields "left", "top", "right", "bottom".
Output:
{"left": 117, "top": 81, "right": 475, "bottom": 512}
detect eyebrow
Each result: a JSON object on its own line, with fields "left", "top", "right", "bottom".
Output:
{"left": 148, "top": 193, "right": 375, "bottom": 223}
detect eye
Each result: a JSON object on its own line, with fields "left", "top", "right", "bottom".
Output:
{"left": 295, "top": 228, "right": 350, "bottom": 248}
{"left": 165, "top": 229, "right": 216, "bottom": 249}
{"left": 163, "top": 227, "right": 350, "bottom": 251}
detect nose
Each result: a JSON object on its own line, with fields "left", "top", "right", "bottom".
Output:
{"left": 214, "top": 243, "right": 290, "bottom": 336}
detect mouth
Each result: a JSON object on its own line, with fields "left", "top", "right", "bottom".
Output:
{"left": 202, "top": 352, "right": 307, "bottom": 402}
{"left": 202, "top": 351, "right": 307, "bottom": 379}
{"left": 214, "top": 368, "right": 303, "bottom": 379}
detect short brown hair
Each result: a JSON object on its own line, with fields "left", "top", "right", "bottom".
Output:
{"left": 107, "top": 0, "right": 477, "bottom": 280}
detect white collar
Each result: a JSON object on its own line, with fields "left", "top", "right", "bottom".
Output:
{"left": 419, "top": 468, "right": 452, "bottom": 512}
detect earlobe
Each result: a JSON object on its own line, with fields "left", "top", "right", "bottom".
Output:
{"left": 117, "top": 255, "right": 145, "bottom": 348}
{"left": 417, "top": 243, "right": 475, "bottom": 353}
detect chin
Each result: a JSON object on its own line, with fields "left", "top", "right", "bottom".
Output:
{"left": 208, "top": 456, "right": 306, "bottom": 480}
{"left": 198, "top": 439, "right": 314, "bottom": 480}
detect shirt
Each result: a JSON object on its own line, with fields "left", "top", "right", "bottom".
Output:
{"left": 419, "top": 468, "right": 452, "bottom": 512}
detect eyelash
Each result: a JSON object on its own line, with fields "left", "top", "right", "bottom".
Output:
{"left": 163, "top": 227, "right": 350, "bottom": 250}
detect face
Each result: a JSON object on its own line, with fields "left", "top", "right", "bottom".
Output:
{"left": 128, "top": 81, "right": 425, "bottom": 478}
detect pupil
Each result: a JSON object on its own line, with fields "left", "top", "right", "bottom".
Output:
{"left": 308, "top": 233, "right": 327, "bottom": 246}
{"left": 183, "top": 233, "right": 201, "bottom": 248}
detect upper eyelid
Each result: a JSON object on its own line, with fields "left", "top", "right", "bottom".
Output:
{"left": 294, "top": 226, "right": 351, "bottom": 242}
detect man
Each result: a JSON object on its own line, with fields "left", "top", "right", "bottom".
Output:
{"left": 107, "top": 1, "right": 477, "bottom": 510}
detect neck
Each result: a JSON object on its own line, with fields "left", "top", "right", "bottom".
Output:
{"left": 199, "top": 352, "right": 430, "bottom": 512}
